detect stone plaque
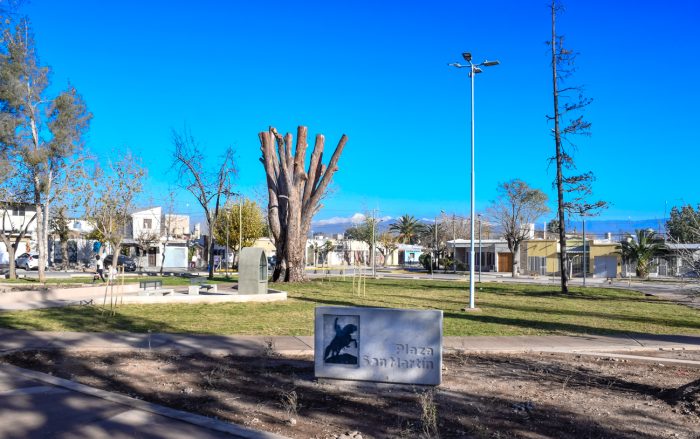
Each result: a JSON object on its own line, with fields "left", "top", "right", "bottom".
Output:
{"left": 314, "top": 306, "right": 442, "bottom": 385}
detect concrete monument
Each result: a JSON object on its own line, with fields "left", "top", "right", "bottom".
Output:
{"left": 238, "top": 247, "right": 268, "bottom": 295}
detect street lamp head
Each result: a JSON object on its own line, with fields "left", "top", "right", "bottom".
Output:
{"left": 482, "top": 60, "right": 500, "bottom": 67}
{"left": 462, "top": 52, "right": 472, "bottom": 62}
{"left": 473, "top": 67, "right": 483, "bottom": 74}
{"left": 448, "top": 62, "right": 465, "bottom": 68}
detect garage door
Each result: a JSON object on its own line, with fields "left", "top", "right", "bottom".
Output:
{"left": 594, "top": 256, "right": 617, "bottom": 278}
{"left": 497, "top": 253, "right": 512, "bottom": 273}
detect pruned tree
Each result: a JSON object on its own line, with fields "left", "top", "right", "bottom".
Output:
{"left": 84, "top": 154, "right": 145, "bottom": 275}
{"left": 259, "top": 126, "right": 347, "bottom": 282}
{"left": 488, "top": 179, "right": 549, "bottom": 277}
{"left": 547, "top": 1, "right": 604, "bottom": 293}
{"left": 172, "top": 128, "right": 235, "bottom": 280}
{"left": 0, "top": 19, "right": 92, "bottom": 282}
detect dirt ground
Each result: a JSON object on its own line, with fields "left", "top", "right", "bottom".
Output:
{"left": 2, "top": 349, "right": 699, "bottom": 439}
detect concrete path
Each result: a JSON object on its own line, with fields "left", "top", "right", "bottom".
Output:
{"left": 0, "top": 362, "right": 287, "bottom": 439}
{"left": 1, "top": 329, "right": 699, "bottom": 358}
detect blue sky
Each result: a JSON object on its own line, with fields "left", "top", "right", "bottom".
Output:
{"left": 23, "top": 0, "right": 700, "bottom": 226}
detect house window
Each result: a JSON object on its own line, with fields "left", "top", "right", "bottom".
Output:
{"left": 143, "top": 219, "right": 152, "bottom": 229}
{"left": 527, "top": 256, "right": 547, "bottom": 275}
{"left": 11, "top": 206, "right": 25, "bottom": 216}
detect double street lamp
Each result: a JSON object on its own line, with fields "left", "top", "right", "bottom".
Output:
{"left": 450, "top": 52, "right": 499, "bottom": 310}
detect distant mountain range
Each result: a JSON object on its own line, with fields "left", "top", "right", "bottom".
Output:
{"left": 311, "top": 217, "right": 667, "bottom": 238}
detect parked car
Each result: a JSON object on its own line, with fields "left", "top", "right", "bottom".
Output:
{"left": 267, "top": 256, "right": 277, "bottom": 270}
{"left": 14, "top": 253, "right": 47, "bottom": 271}
{"left": 103, "top": 255, "right": 137, "bottom": 272}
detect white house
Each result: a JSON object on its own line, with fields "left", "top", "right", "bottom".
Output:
{"left": 0, "top": 203, "right": 38, "bottom": 266}
{"left": 125, "top": 207, "right": 190, "bottom": 270}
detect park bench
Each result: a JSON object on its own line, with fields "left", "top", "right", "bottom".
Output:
{"left": 139, "top": 280, "right": 163, "bottom": 290}
{"left": 137, "top": 280, "right": 175, "bottom": 296}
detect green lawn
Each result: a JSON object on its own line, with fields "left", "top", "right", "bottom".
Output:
{"left": 0, "top": 278, "right": 698, "bottom": 336}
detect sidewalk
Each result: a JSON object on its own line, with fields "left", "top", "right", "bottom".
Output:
{"left": 1, "top": 329, "right": 699, "bottom": 357}
{"left": 0, "top": 362, "right": 287, "bottom": 439}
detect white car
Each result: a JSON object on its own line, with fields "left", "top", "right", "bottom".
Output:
{"left": 15, "top": 253, "right": 47, "bottom": 270}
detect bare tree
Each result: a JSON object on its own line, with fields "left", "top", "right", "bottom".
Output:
{"left": 134, "top": 229, "right": 160, "bottom": 270}
{"left": 547, "top": 1, "right": 604, "bottom": 292}
{"left": 84, "top": 154, "right": 145, "bottom": 273}
{"left": 488, "top": 179, "right": 549, "bottom": 277}
{"left": 172, "top": 128, "right": 234, "bottom": 280}
{"left": 159, "top": 191, "right": 176, "bottom": 275}
{"left": 259, "top": 126, "right": 347, "bottom": 282}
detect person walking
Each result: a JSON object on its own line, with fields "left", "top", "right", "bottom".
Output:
{"left": 94, "top": 254, "right": 106, "bottom": 283}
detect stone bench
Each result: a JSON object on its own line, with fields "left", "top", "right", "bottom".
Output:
{"left": 186, "top": 283, "right": 217, "bottom": 295}
{"left": 137, "top": 288, "right": 174, "bottom": 296}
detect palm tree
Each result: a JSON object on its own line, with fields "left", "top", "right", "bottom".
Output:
{"left": 389, "top": 214, "right": 425, "bottom": 244}
{"left": 618, "top": 229, "right": 665, "bottom": 278}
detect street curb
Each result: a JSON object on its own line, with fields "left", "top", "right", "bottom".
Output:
{"left": 0, "top": 363, "right": 290, "bottom": 439}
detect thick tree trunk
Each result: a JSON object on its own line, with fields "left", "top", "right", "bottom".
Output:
{"left": 60, "top": 240, "right": 69, "bottom": 270}
{"left": 259, "top": 126, "right": 347, "bottom": 283}
{"left": 512, "top": 243, "right": 520, "bottom": 278}
{"left": 0, "top": 237, "right": 16, "bottom": 280}
{"left": 34, "top": 197, "right": 45, "bottom": 282}
{"left": 207, "top": 236, "right": 215, "bottom": 280}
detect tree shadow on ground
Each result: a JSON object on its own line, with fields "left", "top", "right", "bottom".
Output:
{"left": 443, "top": 311, "right": 635, "bottom": 336}
{"left": 2, "top": 350, "right": 697, "bottom": 438}
{"left": 0, "top": 304, "right": 186, "bottom": 334}
{"left": 485, "top": 302, "right": 700, "bottom": 331}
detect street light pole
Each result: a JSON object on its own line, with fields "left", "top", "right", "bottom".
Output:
{"left": 450, "top": 52, "right": 499, "bottom": 309}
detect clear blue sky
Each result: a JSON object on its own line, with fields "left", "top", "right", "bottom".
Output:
{"left": 24, "top": 0, "right": 700, "bottom": 225}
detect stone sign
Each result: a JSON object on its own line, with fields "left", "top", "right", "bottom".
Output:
{"left": 314, "top": 306, "right": 442, "bottom": 385}
{"left": 238, "top": 247, "right": 268, "bottom": 295}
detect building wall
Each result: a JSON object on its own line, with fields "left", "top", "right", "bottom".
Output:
{"left": 525, "top": 239, "right": 620, "bottom": 276}
{"left": 525, "top": 240, "right": 559, "bottom": 274}
{"left": 164, "top": 214, "right": 189, "bottom": 238}
{"left": 131, "top": 207, "right": 162, "bottom": 239}
{"left": 0, "top": 205, "right": 38, "bottom": 235}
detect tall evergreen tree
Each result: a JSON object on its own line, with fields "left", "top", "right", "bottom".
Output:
{"left": 0, "top": 19, "right": 91, "bottom": 281}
